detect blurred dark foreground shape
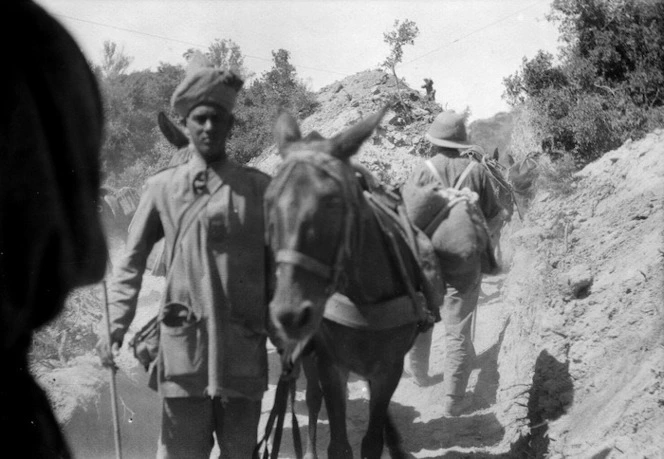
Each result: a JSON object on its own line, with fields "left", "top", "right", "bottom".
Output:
{"left": 1, "top": 1, "right": 108, "bottom": 457}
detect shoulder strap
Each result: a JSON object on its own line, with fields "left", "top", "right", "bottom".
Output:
{"left": 454, "top": 161, "right": 476, "bottom": 190}
{"left": 168, "top": 192, "right": 212, "bottom": 267}
{"left": 425, "top": 159, "right": 444, "bottom": 184}
{"left": 425, "top": 159, "right": 476, "bottom": 191}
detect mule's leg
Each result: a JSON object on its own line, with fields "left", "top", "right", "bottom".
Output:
{"left": 303, "top": 354, "right": 322, "bottom": 459}
{"left": 318, "top": 361, "right": 352, "bottom": 459}
{"left": 384, "top": 414, "right": 407, "bottom": 459}
{"left": 362, "top": 363, "right": 405, "bottom": 459}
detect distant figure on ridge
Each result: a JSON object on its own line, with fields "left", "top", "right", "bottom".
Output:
{"left": 422, "top": 78, "right": 436, "bottom": 101}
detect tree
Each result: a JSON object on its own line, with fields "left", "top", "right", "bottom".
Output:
{"left": 228, "top": 48, "right": 318, "bottom": 164}
{"left": 262, "top": 49, "right": 298, "bottom": 107}
{"left": 96, "top": 41, "right": 185, "bottom": 182}
{"left": 184, "top": 38, "right": 254, "bottom": 80}
{"left": 381, "top": 19, "right": 419, "bottom": 99}
{"left": 504, "top": 0, "right": 664, "bottom": 166}
{"left": 101, "top": 40, "right": 132, "bottom": 78}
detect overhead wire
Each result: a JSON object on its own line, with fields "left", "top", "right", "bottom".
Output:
{"left": 402, "top": 1, "right": 542, "bottom": 67}
{"left": 54, "top": 2, "right": 543, "bottom": 78}
{"left": 54, "top": 13, "right": 349, "bottom": 76}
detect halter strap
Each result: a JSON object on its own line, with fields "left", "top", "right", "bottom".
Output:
{"left": 276, "top": 249, "right": 333, "bottom": 280}
{"left": 266, "top": 151, "right": 360, "bottom": 289}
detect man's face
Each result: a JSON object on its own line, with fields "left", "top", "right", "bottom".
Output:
{"left": 185, "top": 104, "right": 233, "bottom": 160}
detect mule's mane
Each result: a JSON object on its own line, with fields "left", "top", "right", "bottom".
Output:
{"left": 304, "top": 131, "right": 325, "bottom": 141}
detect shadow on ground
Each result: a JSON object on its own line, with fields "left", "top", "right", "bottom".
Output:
{"left": 472, "top": 317, "right": 510, "bottom": 410}
{"left": 507, "top": 350, "right": 573, "bottom": 458}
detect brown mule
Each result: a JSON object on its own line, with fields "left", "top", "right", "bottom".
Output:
{"left": 266, "top": 108, "right": 424, "bottom": 459}
{"left": 487, "top": 148, "right": 539, "bottom": 267}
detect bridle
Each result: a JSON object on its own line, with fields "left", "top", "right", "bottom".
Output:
{"left": 266, "top": 150, "right": 362, "bottom": 293}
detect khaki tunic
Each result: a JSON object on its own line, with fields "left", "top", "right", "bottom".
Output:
{"left": 108, "top": 149, "right": 271, "bottom": 400}
{"left": 409, "top": 153, "right": 503, "bottom": 221}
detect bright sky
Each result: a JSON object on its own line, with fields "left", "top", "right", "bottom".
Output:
{"left": 36, "top": 0, "right": 561, "bottom": 120}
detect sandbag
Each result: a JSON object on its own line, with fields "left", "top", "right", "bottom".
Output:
{"left": 429, "top": 198, "right": 497, "bottom": 276}
{"left": 401, "top": 180, "right": 447, "bottom": 231}
{"left": 402, "top": 177, "right": 498, "bottom": 277}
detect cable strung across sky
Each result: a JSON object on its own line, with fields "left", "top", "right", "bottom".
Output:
{"left": 54, "top": 1, "right": 543, "bottom": 79}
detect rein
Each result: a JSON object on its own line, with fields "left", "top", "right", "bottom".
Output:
{"left": 253, "top": 375, "right": 302, "bottom": 459}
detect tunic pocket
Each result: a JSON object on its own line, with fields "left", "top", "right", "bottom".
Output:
{"left": 160, "top": 303, "right": 206, "bottom": 378}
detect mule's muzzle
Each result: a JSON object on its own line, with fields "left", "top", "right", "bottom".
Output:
{"left": 272, "top": 299, "right": 316, "bottom": 342}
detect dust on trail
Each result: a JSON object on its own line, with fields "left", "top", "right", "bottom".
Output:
{"left": 264, "top": 272, "right": 511, "bottom": 459}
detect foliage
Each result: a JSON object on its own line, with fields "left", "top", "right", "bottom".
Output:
{"left": 381, "top": 19, "right": 419, "bottom": 82}
{"left": 469, "top": 112, "right": 514, "bottom": 156}
{"left": 100, "top": 41, "right": 132, "bottom": 77}
{"left": 96, "top": 41, "right": 183, "bottom": 179}
{"left": 507, "top": 106, "right": 543, "bottom": 163}
{"left": 95, "top": 39, "right": 318, "bottom": 186}
{"left": 380, "top": 19, "right": 419, "bottom": 113}
{"left": 229, "top": 49, "right": 319, "bottom": 164}
{"left": 184, "top": 38, "right": 254, "bottom": 80}
{"left": 503, "top": 0, "right": 664, "bottom": 167}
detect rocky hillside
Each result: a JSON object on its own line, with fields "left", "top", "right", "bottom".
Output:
{"left": 251, "top": 70, "right": 441, "bottom": 184}
{"left": 496, "top": 130, "right": 664, "bottom": 457}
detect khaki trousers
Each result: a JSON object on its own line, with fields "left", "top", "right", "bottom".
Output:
{"left": 407, "top": 267, "right": 482, "bottom": 397}
{"left": 441, "top": 268, "right": 482, "bottom": 397}
{"left": 157, "top": 396, "right": 261, "bottom": 459}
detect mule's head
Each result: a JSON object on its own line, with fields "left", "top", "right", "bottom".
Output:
{"left": 265, "top": 108, "right": 386, "bottom": 355}
{"left": 509, "top": 153, "right": 540, "bottom": 195}
{"left": 488, "top": 148, "right": 516, "bottom": 219}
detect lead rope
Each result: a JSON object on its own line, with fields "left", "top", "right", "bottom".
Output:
{"left": 253, "top": 376, "right": 302, "bottom": 459}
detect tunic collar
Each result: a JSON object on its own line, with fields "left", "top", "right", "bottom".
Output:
{"left": 188, "top": 148, "right": 235, "bottom": 196}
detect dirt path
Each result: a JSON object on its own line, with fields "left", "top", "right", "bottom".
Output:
{"left": 261, "top": 272, "right": 511, "bottom": 458}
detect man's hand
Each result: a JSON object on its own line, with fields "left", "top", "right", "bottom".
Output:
{"left": 96, "top": 337, "right": 120, "bottom": 370}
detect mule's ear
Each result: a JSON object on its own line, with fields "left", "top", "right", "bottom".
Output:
{"left": 158, "top": 112, "right": 189, "bottom": 148}
{"left": 273, "top": 111, "right": 302, "bottom": 157}
{"left": 331, "top": 106, "right": 387, "bottom": 160}
{"left": 507, "top": 153, "right": 515, "bottom": 167}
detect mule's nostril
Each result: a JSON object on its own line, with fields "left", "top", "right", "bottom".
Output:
{"left": 278, "top": 301, "right": 314, "bottom": 337}
{"left": 297, "top": 301, "right": 313, "bottom": 329}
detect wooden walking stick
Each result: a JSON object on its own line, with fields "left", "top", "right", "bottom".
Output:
{"left": 101, "top": 279, "right": 123, "bottom": 459}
